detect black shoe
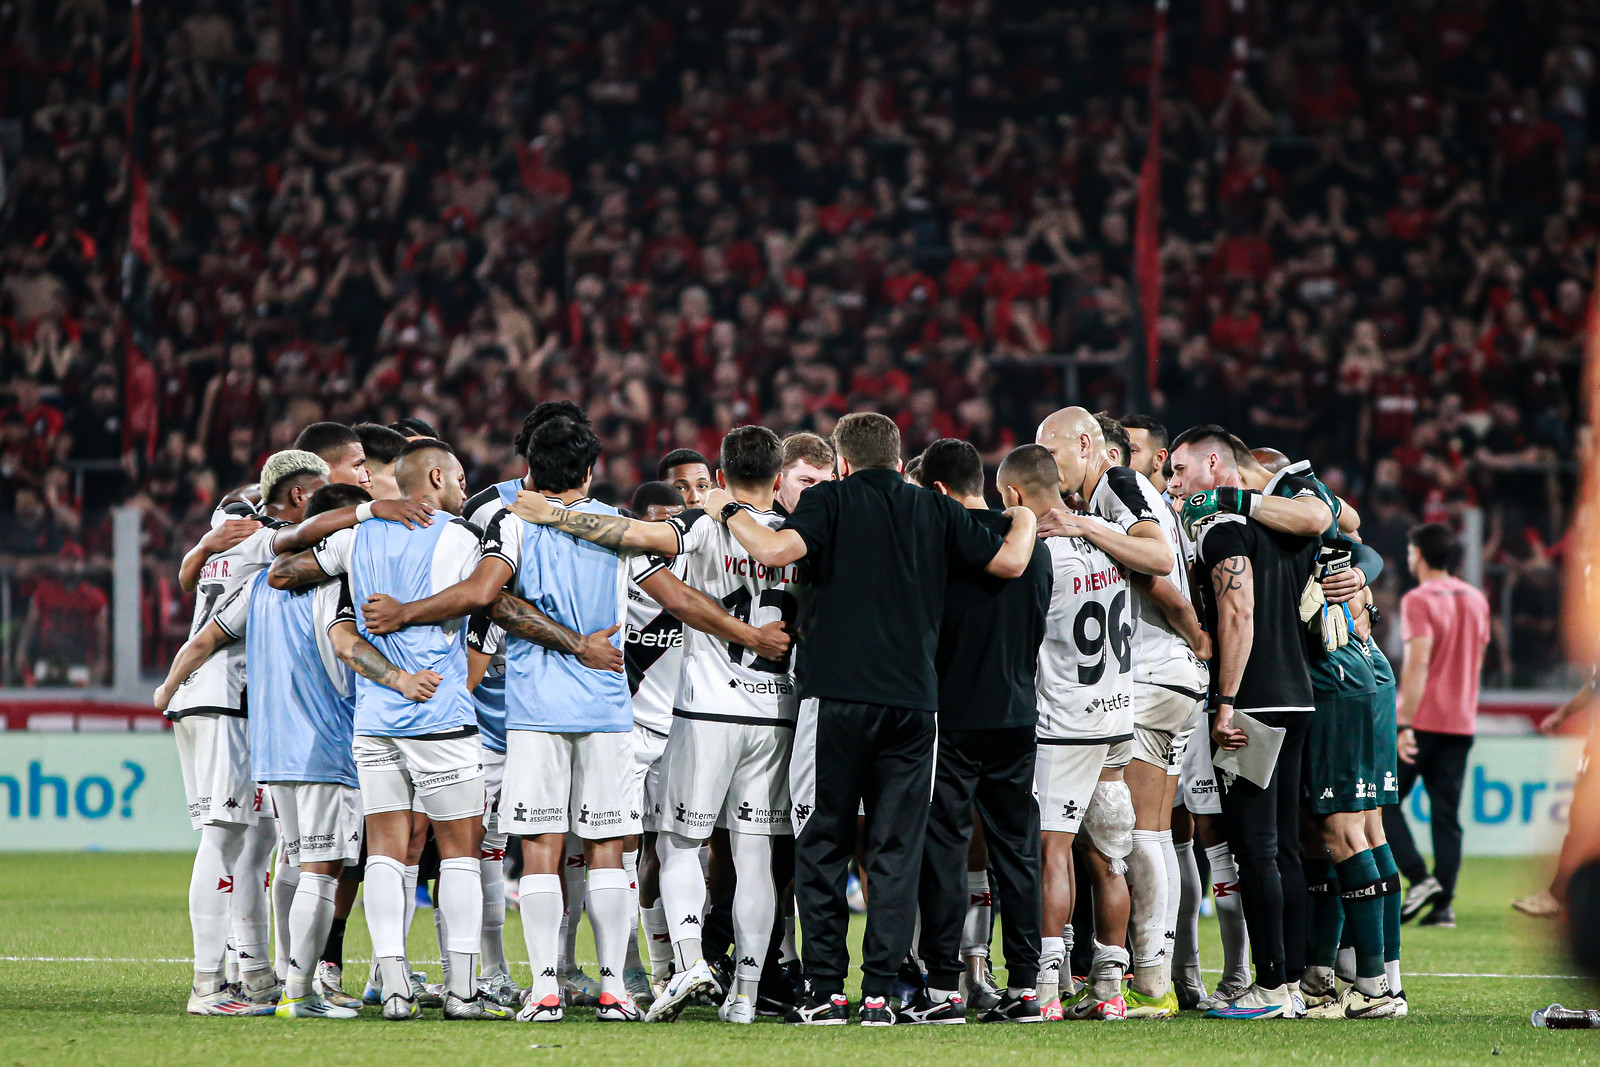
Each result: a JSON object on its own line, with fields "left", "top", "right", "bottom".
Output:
{"left": 979, "top": 989, "right": 1043, "bottom": 1023}
{"left": 858, "top": 995, "right": 897, "bottom": 1026}
{"left": 786, "top": 990, "right": 850, "bottom": 1025}
{"left": 892, "top": 957, "right": 927, "bottom": 1007}
{"left": 1418, "top": 904, "right": 1456, "bottom": 928}
{"left": 706, "top": 955, "right": 735, "bottom": 998}
{"left": 898, "top": 988, "right": 966, "bottom": 1024}
{"left": 756, "top": 964, "right": 799, "bottom": 1016}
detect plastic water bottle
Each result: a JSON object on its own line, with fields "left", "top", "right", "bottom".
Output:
{"left": 1532, "top": 1004, "right": 1600, "bottom": 1029}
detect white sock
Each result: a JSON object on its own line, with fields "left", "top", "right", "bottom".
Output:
{"left": 779, "top": 912, "right": 797, "bottom": 965}
{"left": 1385, "top": 959, "right": 1402, "bottom": 996}
{"left": 433, "top": 904, "right": 451, "bottom": 986}
{"left": 1172, "top": 839, "right": 1203, "bottom": 984}
{"left": 1205, "top": 843, "right": 1251, "bottom": 988}
{"left": 1159, "top": 829, "right": 1179, "bottom": 969}
{"left": 480, "top": 836, "right": 510, "bottom": 977}
{"left": 587, "top": 866, "right": 632, "bottom": 998}
{"left": 272, "top": 847, "right": 300, "bottom": 979}
{"left": 438, "top": 856, "right": 483, "bottom": 999}
{"left": 961, "top": 870, "right": 992, "bottom": 959}
{"left": 286, "top": 873, "right": 338, "bottom": 999}
{"left": 402, "top": 864, "right": 419, "bottom": 944}
{"left": 189, "top": 824, "right": 246, "bottom": 991}
{"left": 232, "top": 818, "right": 276, "bottom": 984}
{"left": 642, "top": 902, "right": 673, "bottom": 978}
{"left": 1128, "top": 829, "right": 1169, "bottom": 992}
{"left": 365, "top": 855, "right": 410, "bottom": 997}
{"left": 520, "top": 873, "right": 563, "bottom": 999}
{"left": 1039, "top": 935, "right": 1065, "bottom": 978}
{"left": 1091, "top": 940, "right": 1131, "bottom": 1000}
{"left": 658, "top": 832, "right": 709, "bottom": 970}
{"left": 729, "top": 832, "right": 776, "bottom": 1000}
{"left": 623, "top": 848, "right": 643, "bottom": 971}
{"left": 560, "top": 836, "right": 586, "bottom": 972}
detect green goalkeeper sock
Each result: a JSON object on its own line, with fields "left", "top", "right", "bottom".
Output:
{"left": 1306, "top": 858, "right": 1343, "bottom": 968}
{"left": 1335, "top": 849, "right": 1387, "bottom": 995}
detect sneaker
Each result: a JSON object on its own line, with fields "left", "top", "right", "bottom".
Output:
{"left": 979, "top": 990, "right": 1043, "bottom": 1023}
{"left": 444, "top": 990, "right": 511, "bottom": 1020}
{"left": 643, "top": 958, "right": 719, "bottom": 1023}
{"left": 1418, "top": 904, "right": 1456, "bottom": 928}
{"left": 1175, "top": 977, "right": 1209, "bottom": 1011}
{"left": 237, "top": 977, "right": 283, "bottom": 1015}
{"left": 1338, "top": 986, "right": 1398, "bottom": 1019}
{"left": 382, "top": 993, "right": 421, "bottom": 1021}
{"left": 1512, "top": 888, "right": 1563, "bottom": 918}
{"left": 756, "top": 960, "right": 800, "bottom": 1016}
{"left": 718, "top": 992, "right": 756, "bottom": 1024}
{"left": 859, "top": 995, "right": 897, "bottom": 1026}
{"left": 362, "top": 974, "right": 383, "bottom": 1006}
{"left": 786, "top": 990, "right": 850, "bottom": 1025}
{"left": 478, "top": 972, "right": 523, "bottom": 1009}
{"left": 1198, "top": 978, "right": 1251, "bottom": 1013}
{"left": 560, "top": 967, "right": 601, "bottom": 1007}
{"left": 1065, "top": 991, "right": 1127, "bottom": 1020}
{"left": 1391, "top": 990, "right": 1409, "bottom": 1018}
{"left": 897, "top": 989, "right": 966, "bottom": 1024}
{"left": 960, "top": 962, "right": 1002, "bottom": 1012}
{"left": 516, "top": 992, "right": 564, "bottom": 1023}
{"left": 411, "top": 971, "right": 442, "bottom": 1008}
{"left": 1400, "top": 877, "right": 1443, "bottom": 923}
{"left": 1288, "top": 984, "right": 1307, "bottom": 1018}
{"left": 704, "top": 955, "right": 734, "bottom": 1004}
{"left": 314, "top": 962, "right": 363, "bottom": 1009}
{"left": 187, "top": 986, "right": 260, "bottom": 1016}
{"left": 596, "top": 991, "right": 642, "bottom": 1022}
{"left": 624, "top": 966, "right": 655, "bottom": 1007}
{"left": 1124, "top": 986, "right": 1179, "bottom": 1019}
{"left": 1204, "top": 983, "right": 1293, "bottom": 1020}
{"left": 1299, "top": 966, "right": 1337, "bottom": 1010}
{"left": 276, "top": 992, "right": 360, "bottom": 1019}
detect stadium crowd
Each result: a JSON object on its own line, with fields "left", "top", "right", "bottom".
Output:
{"left": 0, "top": 0, "right": 1595, "bottom": 683}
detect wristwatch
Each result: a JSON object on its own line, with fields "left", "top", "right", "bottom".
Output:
{"left": 720, "top": 500, "right": 743, "bottom": 523}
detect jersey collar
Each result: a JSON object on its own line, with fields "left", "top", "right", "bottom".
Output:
{"left": 1263, "top": 459, "right": 1311, "bottom": 496}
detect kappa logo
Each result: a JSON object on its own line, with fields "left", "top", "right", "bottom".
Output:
{"left": 630, "top": 810, "right": 640, "bottom": 822}
{"left": 681, "top": 914, "right": 700, "bottom": 926}
{"left": 223, "top": 797, "right": 241, "bottom": 810}
{"left": 794, "top": 803, "right": 812, "bottom": 824}
{"left": 600, "top": 967, "right": 615, "bottom": 978}
{"left": 541, "top": 967, "right": 557, "bottom": 978}
{"left": 1320, "top": 788, "right": 1335, "bottom": 799}
{"left": 738, "top": 956, "right": 758, "bottom": 969}
{"left": 288, "top": 957, "right": 300, "bottom": 971}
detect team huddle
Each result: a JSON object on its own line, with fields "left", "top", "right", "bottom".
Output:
{"left": 154, "top": 401, "right": 1407, "bottom": 1026}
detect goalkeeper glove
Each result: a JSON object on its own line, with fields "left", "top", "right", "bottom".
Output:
{"left": 1180, "top": 487, "right": 1261, "bottom": 539}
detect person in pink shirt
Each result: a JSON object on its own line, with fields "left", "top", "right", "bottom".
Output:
{"left": 1381, "top": 523, "right": 1491, "bottom": 929}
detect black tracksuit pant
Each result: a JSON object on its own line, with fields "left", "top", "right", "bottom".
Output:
{"left": 918, "top": 725, "right": 1042, "bottom": 991}
{"left": 1217, "top": 709, "right": 1311, "bottom": 991}
{"left": 1382, "top": 730, "right": 1474, "bottom": 906}
{"left": 795, "top": 699, "right": 935, "bottom": 998}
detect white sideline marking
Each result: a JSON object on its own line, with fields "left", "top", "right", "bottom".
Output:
{"left": 0, "top": 956, "right": 1587, "bottom": 980}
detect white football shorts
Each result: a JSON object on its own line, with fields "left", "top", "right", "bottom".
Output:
{"left": 657, "top": 713, "right": 793, "bottom": 839}
{"left": 352, "top": 732, "right": 485, "bottom": 822}
{"left": 502, "top": 728, "right": 640, "bottom": 840}
{"left": 269, "top": 782, "right": 362, "bottom": 865}
{"left": 175, "top": 713, "right": 263, "bottom": 829}
{"left": 1035, "top": 741, "right": 1109, "bottom": 834}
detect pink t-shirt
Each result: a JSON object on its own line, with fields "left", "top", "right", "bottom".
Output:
{"left": 1400, "top": 576, "right": 1492, "bottom": 735}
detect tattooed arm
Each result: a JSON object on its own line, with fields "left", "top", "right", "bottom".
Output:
{"left": 328, "top": 620, "right": 441, "bottom": 703}
{"left": 267, "top": 548, "right": 334, "bottom": 590}
{"left": 1209, "top": 554, "right": 1254, "bottom": 750}
{"left": 510, "top": 490, "right": 679, "bottom": 555}
{"left": 490, "top": 590, "right": 624, "bottom": 673}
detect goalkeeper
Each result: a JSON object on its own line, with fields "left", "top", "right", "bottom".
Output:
{"left": 1182, "top": 443, "right": 1402, "bottom": 1020}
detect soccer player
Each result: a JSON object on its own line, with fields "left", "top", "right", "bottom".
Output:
{"left": 715, "top": 413, "right": 1036, "bottom": 1026}
{"left": 267, "top": 440, "right": 508, "bottom": 1021}
{"left": 512, "top": 427, "right": 803, "bottom": 1025}
{"left": 908, "top": 439, "right": 1050, "bottom": 1025}
{"left": 294, "top": 422, "right": 373, "bottom": 492}
{"left": 660, "top": 448, "right": 716, "bottom": 508}
{"left": 998, "top": 444, "right": 1137, "bottom": 1022}
{"left": 164, "top": 449, "right": 429, "bottom": 1014}
{"left": 1167, "top": 426, "right": 1320, "bottom": 1020}
{"left": 777, "top": 432, "right": 836, "bottom": 512}
{"left": 356, "top": 423, "right": 409, "bottom": 500}
{"left": 1083, "top": 415, "right": 1210, "bottom": 1019}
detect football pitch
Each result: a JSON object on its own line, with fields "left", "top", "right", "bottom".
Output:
{"left": 1, "top": 854, "right": 1595, "bottom": 1066}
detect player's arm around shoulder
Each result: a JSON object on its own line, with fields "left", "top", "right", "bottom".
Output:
{"left": 510, "top": 489, "right": 679, "bottom": 555}
{"left": 708, "top": 486, "right": 808, "bottom": 566}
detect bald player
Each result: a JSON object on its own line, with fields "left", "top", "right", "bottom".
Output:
{"left": 268, "top": 440, "right": 508, "bottom": 1020}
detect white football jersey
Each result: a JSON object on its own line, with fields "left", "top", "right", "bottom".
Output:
{"left": 1089, "top": 466, "right": 1206, "bottom": 692}
{"left": 166, "top": 520, "right": 288, "bottom": 719}
{"left": 625, "top": 552, "right": 687, "bottom": 736}
{"left": 1035, "top": 516, "right": 1137, "bottom": 742}
{"left": 668, "top": 506, "right": 811, "bottom": 723}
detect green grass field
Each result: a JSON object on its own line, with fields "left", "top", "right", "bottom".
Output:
{"left": 0, "top": 853, "right": 1595, "bottom": 1066}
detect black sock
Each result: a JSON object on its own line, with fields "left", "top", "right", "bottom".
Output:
{"left": 321, "top": 916, "right": 347, "bottom": 968}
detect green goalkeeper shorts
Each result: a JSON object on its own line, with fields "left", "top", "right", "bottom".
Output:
{"left": 1304, "top": 690, "right": 1397, "bottom": 815}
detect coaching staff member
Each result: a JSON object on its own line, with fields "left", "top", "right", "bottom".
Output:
{"left": 906, "top": 439, "right": 1051, "bottom": 1024}
{"left": 1169, "top": 425, "right": 1319, "bottom": 1021}
{"left": 705, "top": 413, "right": 1037, "bottom": 1025}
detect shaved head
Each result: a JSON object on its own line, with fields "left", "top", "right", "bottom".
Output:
{"left": 1252, "top": 447, "right": 1291, "bottom": 474}
{"left": 395, "top": 439, "right": 466, "bottom": 514}
{"left": 1034, "top": 406, "right": 1105, "bottom": 497}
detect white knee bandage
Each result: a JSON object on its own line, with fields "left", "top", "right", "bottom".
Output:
{"left": 1083, "top": 780, "right": 1135, "bottom": 869}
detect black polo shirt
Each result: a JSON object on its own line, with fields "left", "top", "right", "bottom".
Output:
{"left": 782, "top": 466, "right": 1006, "bottom": 712}
{"left": 935, "top": 508, "right": 1052, "bottom": 731}
{"left": 1194, "top": 513, "right": 1318, "bottom": 713}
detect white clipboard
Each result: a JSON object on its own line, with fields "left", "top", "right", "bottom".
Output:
{"left": 1211, "top": 711, "right": 1287, "bottom": 789}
